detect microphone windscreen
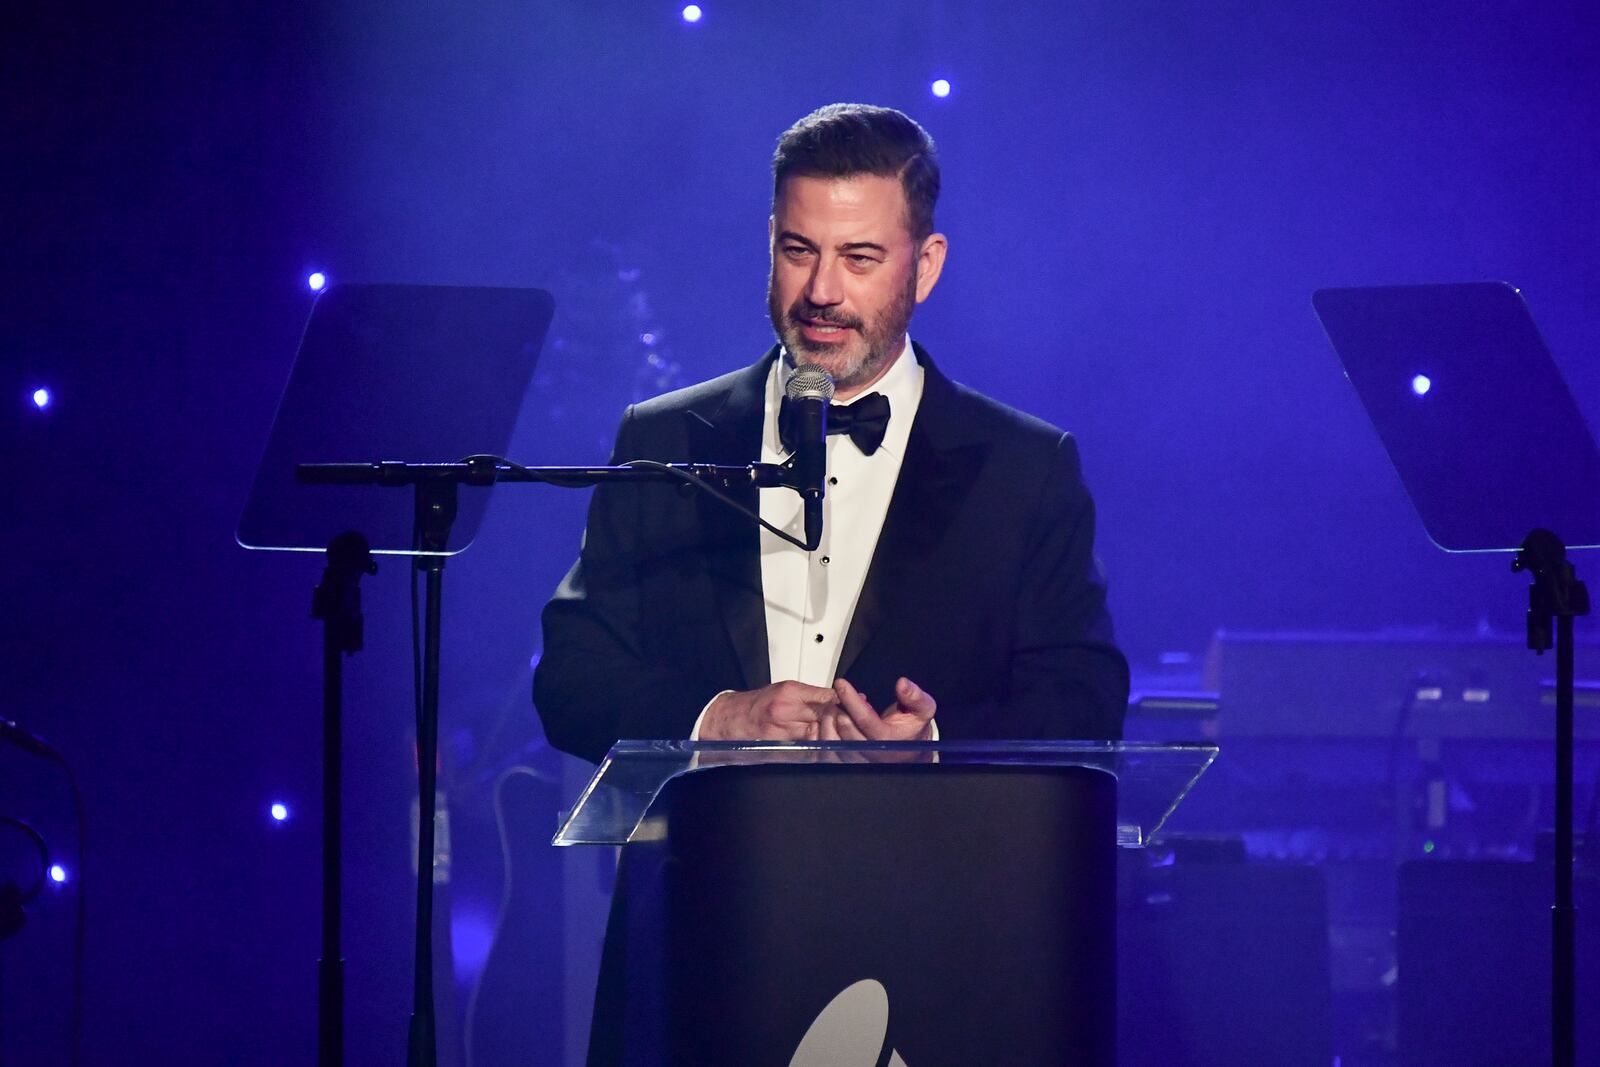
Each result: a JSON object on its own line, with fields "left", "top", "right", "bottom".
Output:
{"left": 785, "top": 363, "right": 836, "bottom": 402}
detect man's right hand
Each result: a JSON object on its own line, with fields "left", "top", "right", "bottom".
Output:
{"left": 698, "top": 680, "right": 840, "bottom": 741}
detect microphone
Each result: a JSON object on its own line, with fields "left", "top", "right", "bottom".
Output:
{"left": 784, "top": 363, "right": 835, "bottom": 550}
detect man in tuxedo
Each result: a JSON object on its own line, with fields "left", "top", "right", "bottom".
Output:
{"left": 535, "top": 103, "right": 1128, "bottom": 762}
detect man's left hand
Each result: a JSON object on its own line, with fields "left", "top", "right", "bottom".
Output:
{"left": 819, "top": 676, "right": 937, "bottom": 741}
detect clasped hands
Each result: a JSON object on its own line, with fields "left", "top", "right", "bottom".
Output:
{"left": 700, "top": 676, "right": 936, "bottom": 744}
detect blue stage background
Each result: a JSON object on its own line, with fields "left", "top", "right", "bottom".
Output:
{"left": 3, "top": 2, "right": 1597, "bottom": 1063}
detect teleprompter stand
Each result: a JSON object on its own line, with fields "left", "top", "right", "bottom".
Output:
{"left": 1315, "top": 282, "right": 1600, "bottom": 1067}
{"left": 241, "top": 281, "right": 832, "bottom": 1067}
{"left": 239, "top": 283, "right": 560, "bottom": 1067}
{"left": 309, "top": 531, "right": 376, "bottom": 1067}
{"left": 1515, "top": 530, "right": 1591, "bottom": 1067}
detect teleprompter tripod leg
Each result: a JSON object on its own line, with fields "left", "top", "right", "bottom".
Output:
{"left": 311, "top": 531, "right": 376, "bottom": 1067}
{"left": 1513, "top": 529, "right": 1589, "bottom": 1067}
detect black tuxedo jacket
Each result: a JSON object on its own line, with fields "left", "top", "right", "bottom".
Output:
{"left": 534, "top": 345, "right": 1129, "bottom": 763}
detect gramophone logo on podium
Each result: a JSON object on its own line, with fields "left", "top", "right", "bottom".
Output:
{"left": 789, "top": 979, "right": 909, "bottom": 1067}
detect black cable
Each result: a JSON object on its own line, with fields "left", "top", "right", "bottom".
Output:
{"left": 478, "top": 455, "right": 812, "bottom": 552}
{"left": 0, "top": 814, "right": 50, "bottom": 907}
{"left": 1383, "top": 674, "right": 1430, "bottom": 861}
{"left": 622, "top": 459, "right": 812, "bottom": 550}
{"left": 460, "top": 763, "right": 560, "bottom": 1067}
{"left": 0, "top": 721, "right": 85, "bottom": 1067}
{"left": 1385, "top": 672, "right": 1426, "bottom": 788}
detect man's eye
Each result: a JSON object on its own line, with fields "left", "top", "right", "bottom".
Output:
{"left": 847, "top": 255, "right": 878, "bottom": 266}
{"left": 783, "top": 245, "right": 813, "bottom": 258}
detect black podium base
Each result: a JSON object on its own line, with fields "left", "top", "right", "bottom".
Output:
{"left": 590, "top": 762, "right": 1117, "bottom": 1066}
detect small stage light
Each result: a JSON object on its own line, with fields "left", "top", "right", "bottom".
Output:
{"left": 1411, "top": 374, "right": 1432, "bottom": 396}
{"left": 270, "top": 802, "right": 290, "bottom": 822}
{"left": 931, "top": 78, "right": 952, "bottom": 98}
{"left": 32, "top": 387, "right": 51, "bottom": 409}
{"left": 307, "top": 272, "right": 327, "bottom": 292}
{"left": 682, "top": 4, "right": 702, "bottom": 22}
{"left": 49, "top": 864, "right": 68, "bottom": 884}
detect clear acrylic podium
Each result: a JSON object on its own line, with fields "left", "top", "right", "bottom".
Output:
{"left": 556, "top": 740, "right": 1216, "bottom": 849}
{"left": 558, "top": 741, "right": 1216, "bottom": 1066}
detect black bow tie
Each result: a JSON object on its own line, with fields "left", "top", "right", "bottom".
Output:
{"left": 780, "top": 391, "right": 892, "bottom": 456}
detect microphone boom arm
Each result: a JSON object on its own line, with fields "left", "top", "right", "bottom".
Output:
{"left": 297, "top": 456, "right": 817, "bottom": 550}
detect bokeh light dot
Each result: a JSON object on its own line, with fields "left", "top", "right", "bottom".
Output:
{"left": 32, "top": 387, "right": 51, "bottom": 409}
{"left": 682, "top": 4, "right": 702, "bottom": 22}
{"left": 49, "top": 864, "right": 68, "bottom": 883}
{"left": 1411, "top": 373, "right": 1432, "bottom": 396}
{"left": 931, "top": 78, "right": 952, "bottom": 98}
{"left": 270, "top": 801, "right": 290, "bottom": 822}
{"left": 307, "top": 272, "right": 327, "bottom": 292}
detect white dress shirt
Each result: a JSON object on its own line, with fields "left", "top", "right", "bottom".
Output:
{"left": 758, "top": 337, "right": 922, "bottom": 687}
{"left": 692, "top": 337, "right": 937, "bottom": 737}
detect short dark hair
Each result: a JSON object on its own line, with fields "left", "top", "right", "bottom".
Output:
{"left": 772, "top": 103, "right": 940, "bottom": 241}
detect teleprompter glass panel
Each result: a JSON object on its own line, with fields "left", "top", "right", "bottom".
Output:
{"left": 238, "top": 283, "right": 554, "bottom": 556}
{"left": 1314, "top": 282, "right": 1600, "bottom": 552}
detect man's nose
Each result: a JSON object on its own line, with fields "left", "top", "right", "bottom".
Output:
{"left": 805, "top": 258, "right": 844, "bottom": 307}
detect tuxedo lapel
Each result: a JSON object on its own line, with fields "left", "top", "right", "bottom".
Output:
{"left": 687, "top": 350, "right": 777, "bottom": 690}
{"left": 836, "top": 349, "right": 989, "bottom": 681}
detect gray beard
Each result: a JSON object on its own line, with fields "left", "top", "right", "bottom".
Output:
{"left": 767, "top": 271, "right": 917, "bottom": 393}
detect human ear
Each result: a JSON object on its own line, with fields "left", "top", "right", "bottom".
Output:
{"left": 914, "top": 233, "right": 948, "bottom": 302}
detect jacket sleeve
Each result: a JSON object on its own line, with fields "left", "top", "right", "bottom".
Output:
{"left": 990, "top": 431, "right": 1129, "bottom": 740}
{"left": 533, "top": 406, "right": 720, "bottom": 763}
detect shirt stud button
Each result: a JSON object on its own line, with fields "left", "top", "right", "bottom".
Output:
{"left": 820, "top": 555, "right": 830, "bottom": 565}
{"left": 814, "top": 633, "right": 824, "bottom": 643}
{"left": 828, "top": 476, "right": 838, "bottom": 485}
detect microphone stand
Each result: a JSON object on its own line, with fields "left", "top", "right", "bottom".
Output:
{"left": 1512, "top": 528, "right": 1590, "bottom": 1067}
{"left": 298, "top": 454, "right": 802, "bottom": 1067}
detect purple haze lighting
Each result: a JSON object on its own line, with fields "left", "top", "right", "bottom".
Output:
{"left": 931, "top": 78, "right": 952, "bottom": 98}
{"left": 307, "top": 272, "right": 327, "bottom": 292}
{"left": 1411, "top": 373, "right": 1432, "bottom": 396}
{"left": 32, "top": 387, "right": 51, "bottom": 409}
{"left": 451, "top": 909, "right": 497, "bottom": 982}
{"left": 49, "top": 864, "right": 68, "bottom": 884}
{"left": 270, "top": 801, "right": 290, "bottom": 822}
{"left": 681, "top": 4, "right": 702, "bottom": 22}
